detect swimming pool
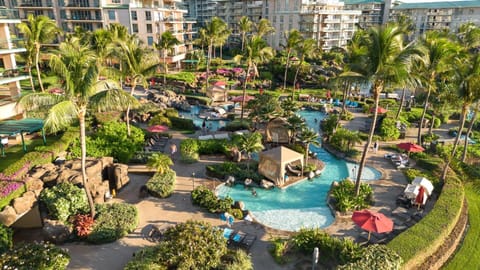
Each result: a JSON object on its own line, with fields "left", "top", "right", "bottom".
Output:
{"left": 216, "top": 109, "right": 381, "bottom": 231}
{"left": 178, "top": 105, "right": 231, "bottom": 132}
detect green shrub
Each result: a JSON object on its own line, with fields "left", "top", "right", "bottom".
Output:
{"left": 70, "top": 122, "right": 145, "bottom": 163}
{"left": 205, "top": 162, "right": 263, "bottom": 183}
{"left": 380, "top": 117, "right": 400, "bottom": 141}
{"left": 224, "top": 120, "right": 250, "bottom": 132}
{"left": 163, "top": 72, "right": 196, "bottom": 84}
{"left": 269, "top": 238, "right": 291, "bottom": 264}
{"left": 87, "top": 203, "right": 138, "bottom": 244}
{"left": 228, "top": 208, "right": 243, "bottom": 220}
{"left": 39, "top": 182, "right": 89, "bottom": 222}
{"left": 219, "top": 249, "right": 253, "bottom": 270}
{"left": 331, "top": 179, "right": 373, "bottom": 213}
{"left": 403, "top": 169, "right": 432, "bottom": 183}
{"left": 197, "top": 139, "right": 230, "bottom": 155}
{"left": 191, "top": 185, "right": 233, "bottom": 213}
{"left": 149, "top": 114, "right": 172, "bottom": 127}
{"left": 387, "top": 177, "right": 464, "bottom": 268}
{"left": 94, "top": 111, "right": 122, "bottom": 124}
{"left": 291, "top": 228, "right": 364, "bottom": 265}
{"left": 0, "top": 242, "right": 70, "bottom": 270}
{"left": 169, "top": 117, "right": 196, "bottom": 130}
{"left": 180, "top": 138, "right": 199, "bottom": 163}
{"left": 285, "top": 143, "right": 306, "bottom": 155}
{"left": 0, "top": 225, "right": 12, "bottom": 253}
{"left": 164, "top": 108, "right": 179, "bottom": 118}
{"left": 338, "top": 244, "right": 402, "bottom": 270}
{"left": 146, "top": 170, "right": 176, "bottom": 198}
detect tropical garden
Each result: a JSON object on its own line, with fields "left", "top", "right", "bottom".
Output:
{"left": 0, "top": 11, "right": 479, "bottom": 269}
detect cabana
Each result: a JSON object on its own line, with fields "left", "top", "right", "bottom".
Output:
{"left": 258, "top": 146, "right": 304, "bottom": 186}
{"left": 0, "top": 118, "right": 45, "bottom": 156}
{"left": 207, "top": 85, "right": 228, "bottom": 102}
{"left": 265, "top": 117, "right": 291, "bottom": 144}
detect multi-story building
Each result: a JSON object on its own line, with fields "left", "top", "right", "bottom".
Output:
{"left": 390, "top": 0, "right": 480, "bottom": 37}
{"left": 184, "top": 0, "right": 217, "bottom": 27}
{"left": 343, "top": 0, "right": 391, "bottom": 29}
{"left": 298, "top": 0, "right": 361, "bottom": 51}
{"left": 0, "top": 9, "right": 30, "bottom": 120}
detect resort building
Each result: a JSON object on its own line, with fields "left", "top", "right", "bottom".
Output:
{"left": 390, "top": 0, "right": 480, "bottom": 37}
{"left": 0, "top": 9, "right": 29, "bottom": 121}
{"left": 343, "top": 0, "right": 392, "bottom": 28}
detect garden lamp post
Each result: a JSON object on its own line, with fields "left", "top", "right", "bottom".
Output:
{"left": 191, "top": 172, "right": 196, "bottom": 189}
{"left": 312, "top": 247, "right": 319, "bottom": 270}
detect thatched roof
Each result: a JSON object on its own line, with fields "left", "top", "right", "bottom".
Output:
{"left": 265, "top": 117, "right": 291, "bottom": 144}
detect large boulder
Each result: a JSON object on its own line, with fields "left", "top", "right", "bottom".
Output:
{"left": 56, "top": 169, "right": 79, "bottom": 184}
{"left": 24, "top": 177, "right": 44, "bottom": 194}
{"left": 41, "top": 171, "right": 60, "bottom": 187}
{"left": 85, "top": 159, "right": 103, "bottom": 182}
{"left": 0, "top": 206, "right": 17, "bottom": 227}
{"left": 43, "top": 219, "right": 72, "bottom": 244}
{"left": 12, "top": 191, "right": 36, "bottom": 215}
{"left": 112, "top": 164, "right": 129, "bottom": 190}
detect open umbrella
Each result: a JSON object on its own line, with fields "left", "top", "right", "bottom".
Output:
{"left": 231, "top": 95, "right": 254, "bottom": 103}
{"left": 352, "top": 209, "right": 393, "bottom": 240}
{"left": 397, "top": 142, "right": 424, "bottom": 154}
{"left": 369, "top": 106, "right": 388, "bottom": 114}
{"left": 147, "top": 125, "right": 169, "bottom": 133}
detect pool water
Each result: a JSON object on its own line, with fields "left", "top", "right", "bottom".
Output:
{"left": 178, "top": 105, "right": 231, "bottom": 132}
{"left": 217, "top": 109, "right": 381, "bottom": 231}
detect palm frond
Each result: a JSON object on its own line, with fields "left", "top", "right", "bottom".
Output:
{"left": 44, "top": 100, "right": 78, "bottom": 133}
{"left": 17, "top": 92, "right": 65, "bottom": 111}
{"left": 90, "top": 82, "right": 140, "bottom": 112}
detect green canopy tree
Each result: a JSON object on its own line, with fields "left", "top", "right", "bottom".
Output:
{"left": 297, "top": 127, "right": 320, "bottom": 165}
{"left": 17, "top": 37, "right": 139, "bottom": 217}
{"left": 155, "top": 31, "right": 180, "bottom": 85}
{"left": 292, "top": 38, "right": 317, "bottom": 98}
{"left": 238, "top": 16, "right": 253, "bottom": 51}
{"left": 201, "top": 17, "right": 229, "bottom": 92}
{"left": 282, "top": 29, "right": 302, "bottom": 90}
{"left": 147, "top": 153, "right": 173, "bottom": 174}
{"left": 238, "top": 132, "right": 264, "bottom": 169}
{"left": 17, "top": 14, "right": 61, "bottom": 92}
{"left": 280, "top": 97, "right": 300, "bottom": 117}
{"left": 287, "top": 114, "right": 306, "bottom": 144}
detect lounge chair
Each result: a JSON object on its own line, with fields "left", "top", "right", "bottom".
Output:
{"left": 222, "top": 227, "right": 257, "bottom": 251}
{"left": 286, "top": 163, "right": 302, "bottom": 176}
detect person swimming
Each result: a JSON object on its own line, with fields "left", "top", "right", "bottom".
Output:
{"left": 251, "top": 188, "right": 257, "bottom": 197}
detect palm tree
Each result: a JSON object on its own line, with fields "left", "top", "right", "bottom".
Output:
{"left": 287, "top": 114, "right": 306, "bottom": 144}
{"left": 238, "top": 132, "right": 264, "bottom": 170}
{"left": 17, "top": 37, "right": 139, "bottom": 217}
{"left": 255, "top": 19, "right": 275, "bottom": 38}
{"left": 155, "top": 31, "right": 180, "bottom": 85}
{"left": 17, "top": 14, "right": 61, "bottom": 92}
{"left": 292, "top": 38, "right": 317, "bottom": 98}
{"left": 280, "top": 97, "right": 300, "bottom": 117}
{"left": 343, "top": 24, "right": 418, "bottom": 196}
{"left": 118, "top": 38, "right": 160, "bottom": 136}
{"left": 147, "top": 153, "right": 173, "bottom": 174}
{"left": 415, "top": 31, "right": 459, "bottom": 144}
{"left": 234, "top": 36, "right": 275, "bottom": 120}
{"left": 246, "top": 93, "right": 278, "bottom": 129}
{"left": 238, "top": 16, "right": 253, "bottom": 51}
{"left": 90, "top": 29, "right": 116, "bottom": 80}
{"left": 202, "top": 17, "right": 229, "bottom": 93}
{"left": 297, "top": 128, "right": 320, "bottom": 165}
{"left": 282, "top": 29, "right": 302, "bottom": 90}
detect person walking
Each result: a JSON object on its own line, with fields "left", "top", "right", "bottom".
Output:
{"left": 169, "top": 143, "right": 177, "bottom": 160}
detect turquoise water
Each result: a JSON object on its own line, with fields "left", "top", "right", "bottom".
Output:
{"left": 178, "top": 105, "right": 230, "bottom": 132}
{"left": 216, "top": 109, "right": 381, "bottom": 231}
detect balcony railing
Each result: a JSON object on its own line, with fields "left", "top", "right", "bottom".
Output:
{"left": 18, "top": 0, "right": 53, "bottom": 7}
{"left": 62, "top": 15, "right": 102, "bottom": 20}
{"left": 0, "top": 67, "right": 29, "bottom": 79}
{"left": 62, "top": 1, "right": 100, "bottom": 7}
{"left": 0, "top": 9, "right": 19, "bottom": 20}
{"left": 0, "top": 38, "right": 25, "bottom": 50}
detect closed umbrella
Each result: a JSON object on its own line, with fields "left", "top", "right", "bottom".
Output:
{"left": 352, "top": 209, "right": 393, "bottom": 240}
{"left": 147, "top": 125, "right": 169, "bottom": 133}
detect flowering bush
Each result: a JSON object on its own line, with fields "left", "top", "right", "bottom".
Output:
{"left": 73, "top": 214, "right": 95, "bottom": 238}
{"left": 0, "top": 242, "right": 70, "bottom": 270}
{"left": 0, "top": 162, "right": 30, "bottom": 181}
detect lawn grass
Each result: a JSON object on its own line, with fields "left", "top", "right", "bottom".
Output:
{"left": 443, "top": 183, "right": 480, "bottom": 270}
{"left": 0, "top": 135, "right": 60, "bottom": 173}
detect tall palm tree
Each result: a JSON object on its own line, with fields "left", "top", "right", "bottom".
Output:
{"left": 282, "top": 29, "right": 302, "bottom": 90}
{"left": 202, "top": 17, "right": 229, "bottom": 93}
{"left": 416, "top": 31, "right": 459, "bottom": 144}
{"left": 90, "top": 29, "right": 116, "bottom": 80}
{"left": 107, "top": 23, "right": 130, "bottom": 86}
{"left": 255, "top": 18, "right": 275, "bottom": 38}
{"left": 287, "top": 114, "right": 306, "bottom": 144}
{"left": 297, "top": 128, "right": 320, "bottom": 165}
{"left": 292, "top": 38, "right": 317, "bottom": 98}
{"left": 238, "top": 132, "right": 264, "bottom": 170}
{"left": 147, "top": 153, "right": 173, "bottom": 174}
{"left": 238, "top": 16, "right": 253, "bottom": 51}
{"left": 17, "top": 14, "right": 61, "bottom": 92}
{"left": 155, "top": 31, "right": 180, "bottom": 85}
{"left": 234, "top": 36, "right": 275, "bottom": 120}
{"left": 280, "top": 98, "right": 300, "bottom": 117}
{"left": 343, "top": 24, "right": 418, "bottom": 196}
{"left": 118, "top": 38, "right": 160, "bottom": 136}
{"left": 18, "top": 37, "right": 138, "bottom": 217}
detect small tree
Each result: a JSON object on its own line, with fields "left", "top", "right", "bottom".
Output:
{"left": 147, "top": 153, "right": 173, "bottom": 174}
{"left": 297, "top": 128, "right": 320, "bottom": 165}
{"left": 238, "top": 132, "right": 264, "bottom": 169}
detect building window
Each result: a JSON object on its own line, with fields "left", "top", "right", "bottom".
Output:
{"left": 108, "top": 10, "right": 115, "bottom": 20}
{"left": 132, "top": 24, "right": 138, "bottom": 33}
{"left": 112, "top": 0, "right": 120, "bottom": 3}
{"left": 131, "top": 11, "right": 137, "bottom": 20}
{"left": 145, "top": 11, "right": 151, "bottom": 20}
{"left": 147, "top": 36, "right": 154, "bottom": 46}
{"left": 146, "top": 24, "right": 152, "bottom": 33}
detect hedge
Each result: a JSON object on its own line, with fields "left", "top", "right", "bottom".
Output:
{"left": 87, "top": 203, "right": 138, "bottom": 244}
{"left": 387, "top": 176, "right": 464, "bottom": 269}
{"left": 0, "top": 242, "right": 70, "bottom": 270}
{"left": 169, "top": 117, "right": 195, "bottom": 131}
{"left": 146, "top": 170, "right": 176, "bottom": 198}
{"left": 338, "top": 244, "right": 402, "bottom": 270}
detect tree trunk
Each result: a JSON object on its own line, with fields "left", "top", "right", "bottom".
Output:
{"left": 441, "top": 106, "right": 467, "bottom": 181}
{"left": 395, "top": 88, "right": 407, "bottom": 120}
{"left": 292, "top": 59, "right": 303, "bottom": 99}
{"left": 163, "top": 49, "right": 167, "bottom": 85}
{"left": 79, "top": 109, "right": 96, "bottom": 218}
{"left": 417, "top": 87, "right": 432, "bottom": 145}
{"left": 305, "top": 143, "right": 310, "bottom": 165}
{"left": 241, "top": 33, "right": 245, "bottom": 52}
{"left": 27, "top": 66, "right": 35, "bottom": 92}
{"left": 35, "top": 43, "right": 45, "bottom": 92}
{"left": 205, "top": 43, "right": 212, "bottom": 93}
{"left": 355, "top": 83, "right": 381, "bottom": 196}
{"left": 337, "top": 81, "right": 350, "bottom": 130}
{"left": 241, "top": 64, "right": 251, "bottom": 120}
{"left": 283, "top": 50, "right": 291, "bottom": 90}
{"left": 462, "top": 103, "right": 479, "bottom": 162}
{"left": 126, "top": 81, "right": 137, "bottom": 136}
{"left": 428, "top": 113, "right": 435, "bottom": 134}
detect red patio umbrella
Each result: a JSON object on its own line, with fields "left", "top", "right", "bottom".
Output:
{"left": 397, "top": 142, "right": 424, "bottom": 153}
{"left": 213, "top": 81, "right": 227, "bottom": 87}
{"left": 147, "top": 125, "right": 169, "bottom": 133}
{"left": 231, "top": 95, "right": 254, "bottom": 103}
{"left": 369, "top": 106, "right": 388, "bottom": 114}
{"left": 352, "top": 209, "right": 393, "bottom": 240}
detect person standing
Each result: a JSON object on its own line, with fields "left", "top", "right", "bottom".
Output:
{"left": 373, "top": 140, "right": 379, "bottom": 153}
{"left": 169, "top": 143, "right": 177, "bottom": 159}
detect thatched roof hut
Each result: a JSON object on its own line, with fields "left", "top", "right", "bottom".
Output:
{"left": 265, "top": 117, "right": 291, "bottom": 144}
{"left": 207, "top": 85, "right": 227, "bottom": 102}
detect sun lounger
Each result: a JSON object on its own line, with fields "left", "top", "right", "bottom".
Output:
{"left": 198, "top": 134, "right": 214, "bottom": 140}
{"left": 286, "top": 163, "right": 302, "bottom": 176}
{"left": 222, "top": 227, "right": 257, "bottom": 251}
{"left": 214, "top": 133, "right": 230, "bottom": 140}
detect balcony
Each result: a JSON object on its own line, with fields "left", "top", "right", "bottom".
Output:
{"left": 0, "top": 39, "right": 26, "bottom": 53}
{"left": 61, "top": 1, "right": 100, "bottom": 8}
{"left": 62, "top": 15, "right": 102, "bottom": 21}
{"left": 0, "top": 9, "right": 20, "bottom": 20}
{"left": 17, "top": 0, "right": 53, "bottom": 8}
